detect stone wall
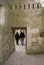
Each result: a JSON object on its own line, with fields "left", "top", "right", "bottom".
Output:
{"left": 41, "top": 7, "right": 44, "bottom": 54}
{"left": 0, "top": 1, "right": 44, "bottom": 62}
{"left": 42, "top": 8, "right": 44, "bottom": 31}
{"left": 0, "top": 6, "right": 5, "bottom": 65}
{"left": 10, "top": 0, "right": 41, "bottom": 29}
{"left": 0, "top": 6, "right": 15, "bottom": 65}
{"left": 2, "top": 8, "right": 15, "bottom": 65}
{"left": 26, "top": 7, "right": 44, "bottom": 54}
{"left": 9, "top": 0, "right": 42, "bottom": 54}
{"left": 0, "top": 25, "right": 3, "bottom": 65}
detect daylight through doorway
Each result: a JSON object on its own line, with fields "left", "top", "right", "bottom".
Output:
{"left": 14, "top": 27, "right": 27, "bottom": 53}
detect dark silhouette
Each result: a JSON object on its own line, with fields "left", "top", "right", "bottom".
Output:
{"left": 15, "top": 32, "right": 20, "bottom": 45}
{"left": 20, "top": 31, "right": 25, "bottom": 45}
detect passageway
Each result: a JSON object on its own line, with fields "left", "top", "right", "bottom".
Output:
{"left": 5, "top": 49, "right": 44, "bottom": 65}
{"left": 0, "top": 0, "right": 44, "bottom": 65}
{"left": 12, "top": 27, "right": 27, "bottom": 53}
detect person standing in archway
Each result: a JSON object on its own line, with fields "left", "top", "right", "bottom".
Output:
{"left": 20, "top": 31, "right": 25, "bottom": 45}
{"left": 15, "top": 32, "right": 20, "bottom": 45}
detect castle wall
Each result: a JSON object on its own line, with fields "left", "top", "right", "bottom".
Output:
{"left": 9, "top": 0, "right": 42, "bottom": 54}
{"left": 0, "top": 6, "right": 15, "bottom": 65}
{"left": 0, "top": 0, "right": 44, "bottom": 61}
{"left": 0, "top": 6, "right": 5, "bottom": 65}
{"left": 10, "top": 0, "right": 41, "bottom": 29}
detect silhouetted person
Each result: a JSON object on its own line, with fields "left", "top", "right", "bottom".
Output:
{"left": 20, "top": 31, "right": 25, "bottom": 45}
{"left": 15, "top": 32, "right": 20, "bottom": 45}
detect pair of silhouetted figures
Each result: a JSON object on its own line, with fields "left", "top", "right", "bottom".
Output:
{"left": 15, "top": 31, "right": 25, "bottom": 45}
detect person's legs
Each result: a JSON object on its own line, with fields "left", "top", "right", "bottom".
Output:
{"left": 21, "top": 38, "right": 24, "bottom": 45}
{"left": 16, "top": 40, "right": 19, "bottom": 45}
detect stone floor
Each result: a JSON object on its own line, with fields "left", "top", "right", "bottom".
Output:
{"left": 5, "top": 45, "right": 44, "bottom": 65}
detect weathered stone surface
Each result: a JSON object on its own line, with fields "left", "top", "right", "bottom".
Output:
{"left": 10, "top": 0, "right": 41, "bottom": 29}
{"left": 0, "top": 5, "right": 15, "bottom": 65}
{"left": 8, "top": 0, "right": 43, "bottom": 54}
{"left": 6, "top": 0, "right": 43, "bottom": 54}
{"left": 0, "top": 1, "right": 44, "bottom": 65}
{"left": 2, "top": 8, "right": 15, "bottom": 64}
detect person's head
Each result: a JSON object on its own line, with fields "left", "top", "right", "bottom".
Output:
{"left": 21, "top": 30, "right": 24, "bottom": 32}
{"left": 16, "top": 32, "right": 18, "bottom": 34}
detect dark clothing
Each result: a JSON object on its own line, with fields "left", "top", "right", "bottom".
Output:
{"left": 15, "top": 32, "right": 20, "bottom": 45}
{"left": 20, "top": 32, "right": 25, "bottom": 45}
{"left": 16, "top": 40, "right": 19, "bottom": 45}
{"left": 20, "top": 32, "right": 25, "bottom": 38}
